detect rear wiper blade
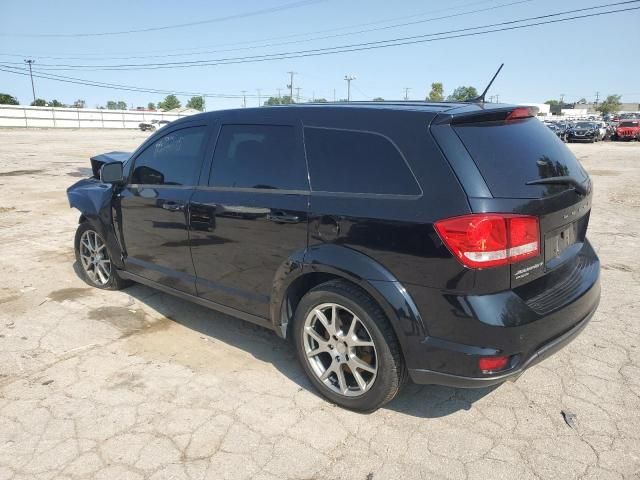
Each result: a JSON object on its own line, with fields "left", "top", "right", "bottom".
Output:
{"left": 525, "top": 176, "right": 589, "bottom": 196}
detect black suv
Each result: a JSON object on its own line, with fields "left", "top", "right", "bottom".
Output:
{"left": 67, "top": 102, "right": 600, "bottom": 411}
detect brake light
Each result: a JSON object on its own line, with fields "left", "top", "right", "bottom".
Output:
{"left": 434, "top": 214, "right": 539, "bottom": 268}
{"left": 479, "top": 356, "right": 510, "bottom": 373}
{"left": 506, "top": 107, "right": 533, "bottom": 121}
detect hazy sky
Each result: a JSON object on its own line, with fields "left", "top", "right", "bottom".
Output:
{"left": 1, "top": 0, "right": 638, "bottom": 110}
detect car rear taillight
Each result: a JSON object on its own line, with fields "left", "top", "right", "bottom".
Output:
{"left": 505, "top": 107, "right": 534, "bottom": 121}
{"left": 434, "top": 214, "right": 539, "bottom": 268}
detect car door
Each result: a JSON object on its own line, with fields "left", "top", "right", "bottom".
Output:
{"left": 189, "top": 121, "right": 309, "bottom": 318}
{"left": 117, "top": 123, "right": 210, "bottom": 295}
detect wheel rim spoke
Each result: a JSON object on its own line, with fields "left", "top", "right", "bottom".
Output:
{"left": 349, "top": 356, "right": 376, "bottom": 374}
{"left": 80, "top": 230, "right": 110, "bottom": 286}
{"left": 302, "top": 302, "right": 378, "bottom": 398}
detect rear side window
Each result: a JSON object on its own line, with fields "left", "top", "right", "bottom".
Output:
{"left": 453, "top": 118, "right": 588, "bottom": 198}
{"left": 304, "top": 127, "right": 420, "bottom": 195}
{"left": 209, "top": 124, "right": 308, "bottom": 190}
{"left": 132, "top": 126, "right": 206, "bottom": 185}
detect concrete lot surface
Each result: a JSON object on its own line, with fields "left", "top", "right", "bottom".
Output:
{"left": 0, "top": 129, "right": 639, "bottom": 480}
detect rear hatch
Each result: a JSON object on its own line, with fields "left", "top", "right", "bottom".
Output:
{"left": 431, "top": 105, "right": 596, "bottom": 295}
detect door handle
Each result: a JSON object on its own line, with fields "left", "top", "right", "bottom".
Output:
{"left": 268, "top": 212, "right": 300, "bottom": 224}
{"left": 162, "top": 201, "right": 185, "bottom": 212}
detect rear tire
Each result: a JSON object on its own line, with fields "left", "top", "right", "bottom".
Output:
{"left": 292, "top": 280, "right": 406, "bottom": 412}
{"left": 74, "top": 222, "right": 130, "bottom": 290}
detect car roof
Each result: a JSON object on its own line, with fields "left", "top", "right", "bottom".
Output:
{"left": 174, "top": 101, "right": 523, "bottom": 126}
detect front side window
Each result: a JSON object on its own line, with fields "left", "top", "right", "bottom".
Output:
{"left": 304, "top": 127, "right": 420, "bottom": 195}
{"left": 209, "top": 124, "right": 308, "bottom": 190}
{"left": 131, "top": 126, "right": 206, "bottom": 185}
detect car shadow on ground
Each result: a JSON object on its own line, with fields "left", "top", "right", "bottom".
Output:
{"left": 78, "top": 264, "right": 496, "bottom": 418}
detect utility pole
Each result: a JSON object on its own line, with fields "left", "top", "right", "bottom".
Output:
{"left": 287, "top": 71, "right": 296, "bottom": 103}
{"left": 295, "top": 87, "right": 301, "bottom": 103}
{"left": 333, "top": 89, "right": 336, "bottom": 102}
{"left": 202, "top": 94, "right": 206, "bottom": 112}
{"left": 594, "top": 91, "right": 600, "bottom": 105}
{"left": 277, "top": 88, "right": 282, "bottom": 99}
{"left": 494, "top": 94, "right": 500, "bottom": 103}
{"left": 560, "top": 93, "right": 565, "bottom": 105}
{"left": 257, "top": 89, "right": 261, "bottom": 107}
{"left": 241, "top": 90, "right": 247, "bottom": 108}
{"left": 403, "top": 87, "right": 411, "bottom": 101}
{"left": 344, "top": 75, "right": 356, "bottom": 102}
{"left": 24, "top": 59, "right": 36, "bottom": 104}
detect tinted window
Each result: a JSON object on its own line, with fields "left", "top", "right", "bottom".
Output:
{"left": 132, "top": 126, "right": 206, "bottom": 185}
{"left": 453, "top": 118, "right": 588, "bottom": 199}
{"left": 209, "top": 124, "right": 308, "bottom": 190}
{"left": 304, "top": 127, "right": 420, "bottom": 195}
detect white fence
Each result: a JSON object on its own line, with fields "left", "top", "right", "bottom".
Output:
{"left": 0, "top": 105, "right": 195, "bottom": 129}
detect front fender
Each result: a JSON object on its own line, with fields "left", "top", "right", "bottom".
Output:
{"left": 273, "top": 244, "right": 428, "bottom": 369}
{"left": 67, "top": 179, "right": 124, "bottom": 268}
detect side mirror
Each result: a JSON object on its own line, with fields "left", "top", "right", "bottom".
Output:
{"left": 100, "top": 161, "right": 124, "bottom": 184}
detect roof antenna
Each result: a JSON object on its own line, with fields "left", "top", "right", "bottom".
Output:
{"left": 470, "top": 63, "right": 504, "bottom": 104}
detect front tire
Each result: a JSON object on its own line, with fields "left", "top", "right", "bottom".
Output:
{"left": 74, "top": 223, "right": 129, "bottom": 290}
{"left": 292, "top": 280, "right": 406, "bottom": 412}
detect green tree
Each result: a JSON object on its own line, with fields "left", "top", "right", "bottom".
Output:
{"left": 30, "top": 98, "right": 47, "bottom": 106}
{"left": 186, "top": 96, "right": 204, "bottom": 111}
{"left": 264, "top": 95, "right": 294, "bottom": 105}
{"left": 106, "top": 101, "right": 118, "bottom": 110}
{"left": 73, "top": 99, "right": 86, "bottom": 108}
{"left": 372, "top": 97, "right": 385, "bottom": 102}
{"left": 158, "top": 94, "right": 181, "bottom": 111}
{"left": 147, "top": 102, "right": 156, "bottom": 110}
{"left": 447, "top": 86, "right": 478, "bottom": 101}
{"left": 0, "top": 93, "right": 19, "bottom": 105}
{"left": 50, "top": 99, "right": 65, "bottom": 107}
{"left": 310, "top": 98, "right": 328, "bottom": 103}
{"left": 596, "top": 95, "right": 622, "bottom": 115}
{"left": 427, "top": 82, "right": 444, "bottom": 102}
{"left": 544, "top": 100, "right": 561, "bottom": 106}
{"left": 116, "top": 101, "right": 127, "bottom": 110}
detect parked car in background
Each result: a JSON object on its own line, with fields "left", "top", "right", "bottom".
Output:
{"left": 546, "top": 123, "right": 567, "bottom": 142}
{"left": 67, "top": 102, "right": 600, "bottom": 411}
{"left": 567, "top": 121, "right": 600, "bottom": 142}
{"left": 139, "top": 119, "right": 171, "bottom": 132}
{"left": 614, "top": 120, "right": 640, "bottom": 141}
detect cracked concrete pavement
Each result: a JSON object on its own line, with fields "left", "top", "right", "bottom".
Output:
{"left": 0, "top": 129, "right": 639, "bottom": 480}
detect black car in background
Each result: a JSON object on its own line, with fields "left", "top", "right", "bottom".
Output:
{"left": 67, "top": 102, "right": 600, "bottom": 411}
{"left": 567, "top": 121, "right": 601, "bottom": 142}
{"left": 545, "top": 122, "right": 567, "bottom": 142}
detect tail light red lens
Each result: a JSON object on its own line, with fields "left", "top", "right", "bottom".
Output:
{"left": 506, "top": 107, "right": 534, "bottom": 121}
{"left": 434, "top": 214, "right": 540, "bottom": 268}
{"left": 478, "top": 356, "right": 510, "bottom": 373}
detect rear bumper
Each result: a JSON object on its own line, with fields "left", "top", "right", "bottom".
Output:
{"left": 403, "top": 242, "right": 600, "bottom": 386}
{"left": 409, "top": 306, "right": 595, "bottom": 387}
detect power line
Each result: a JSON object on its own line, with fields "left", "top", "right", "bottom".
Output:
{"left": 0, "top": 0, "right": 530, "bottom": 61}
{"left": 0, "top": 6, "right": 636, "bottom": 100}
{"left": 0, "top": 0, "right": 323, "bottom": 38}
{"left": 0, "top": 0, "right": 515, "bottom": 59}
{"left": 403, "top": 87, "right": 411, "bottom": 101}
{"left": 22, "top": 2, "right": 639, "bottom": 71}
{"left": 0, "top": 64, "right": 277, "bottom": 99}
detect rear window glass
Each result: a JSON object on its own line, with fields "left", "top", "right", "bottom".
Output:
{"left": 453, "top": 118, "right": 588, "bottom": 198}
{"left": 304, "top": 127, "right": 420, "bottom": 195}
{"left": 619, "top": 121, "right": 638, "bottom": 127}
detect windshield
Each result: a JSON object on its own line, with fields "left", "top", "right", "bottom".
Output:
{"left": 575, "top": 122, "right": 593, "bottom": 128}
